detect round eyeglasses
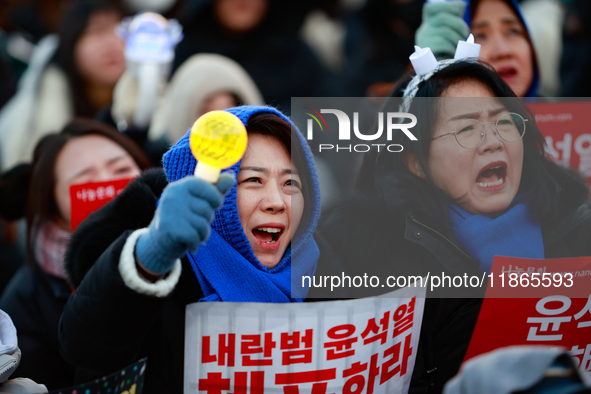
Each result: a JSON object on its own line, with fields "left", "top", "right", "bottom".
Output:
{"left": 431, "top": 112, "right": 528, "bottom": 149}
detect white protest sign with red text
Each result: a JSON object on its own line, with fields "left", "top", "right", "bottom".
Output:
{"left": 185, "top": 284, "right": 426, "bottom": 394}
{"left": 463, "top": 256, "right": 591, "bottom": 380}
{"left": 69, "top": 178, "right": 133, "bottom": 231}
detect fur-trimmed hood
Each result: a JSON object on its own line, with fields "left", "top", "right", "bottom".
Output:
{"left": 66, "top": 168, "right": 167, "bottom": 288}
{"left": 148, "top": 54, "right": 264, "bottom": 144}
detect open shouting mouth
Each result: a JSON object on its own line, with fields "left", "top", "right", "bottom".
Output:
{"left": 476, "top": 161, "right": 507, "bottom": 190}
{"left": 496, "top": 66, "right": 518, "bottom": 82}
{"left": 252, "top": 225, "right": 285, "bottom": 250}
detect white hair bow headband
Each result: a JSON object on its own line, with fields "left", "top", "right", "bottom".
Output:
{"left": 400, "top": 34, "right": 481, "bottom": 112}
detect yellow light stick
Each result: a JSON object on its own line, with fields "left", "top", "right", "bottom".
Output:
{"left": 189, "top": 111, "right": 248, "bottom": 183}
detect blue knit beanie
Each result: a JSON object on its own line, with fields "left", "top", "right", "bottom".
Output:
{"left": 162, "top": 105, "right": 321, "bottom": 273}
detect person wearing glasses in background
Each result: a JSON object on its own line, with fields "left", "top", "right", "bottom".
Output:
{"left": 320, "top": 59, "right": 591, "bottom": 393}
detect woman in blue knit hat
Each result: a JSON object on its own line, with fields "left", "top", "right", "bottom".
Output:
{"left": 58, "top": 106, "right": 322, "bottom": 394}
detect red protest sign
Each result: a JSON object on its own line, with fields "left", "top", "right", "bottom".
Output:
{"left": 527, "top": 101, "right": 591, "bottom": 185}
{"left": 69, "top": 178, "right": 132, "bottom": 231}
{"left": 463, "top": 256, "right": 591, "bottom": 379}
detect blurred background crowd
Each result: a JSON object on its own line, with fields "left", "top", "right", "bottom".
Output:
{"left": 0, "top": 0, "right": 590, "bottom": 391}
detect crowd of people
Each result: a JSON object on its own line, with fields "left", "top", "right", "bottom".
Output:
{"left": 0, "top": 0, "right": 590, "bottom": 393}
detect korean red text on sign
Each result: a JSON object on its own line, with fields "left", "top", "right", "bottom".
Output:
{"left": 382, "top": 334, "right": 414, "bottom": 382}
{"left": 324, "top": 324, "right": 358, "bottom": 360}
{"left": 280, "top": 329, "right": 313, "bottom": 365}
{"left": 360, "top": 312, "right": 390, "bottom": 346}
{"left": 274, "top": 368, "right": 337, "bottom": 394}
{"left": 199, "top": 371, "right": 264, "bottom": 394}
{"left": 393, "top": 297, "right": 415, "bottom": 337}
{"left": 241, "top": 333, "right": 276, "bottom": 366}
{"left": 342, "top": 354, "right": 380, "bottom": 394}
{"left": 202, "top": 334, "right": 236, "bottom": 367}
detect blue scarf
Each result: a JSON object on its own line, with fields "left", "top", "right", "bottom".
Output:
{"left": 187, "top": 231, "right": 319, "bottom": 302}
{"left": 448, "top": 200, "right": 545, "bottom": 273}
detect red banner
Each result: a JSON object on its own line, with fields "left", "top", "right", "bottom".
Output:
{"left": 69, "top": 178, "right": 132, "bottom": 231}
{"left": 463, "top": 256, "right": 591, "bottom": 379}
{"left": 528, "top": 101, "right": 591, "bottom": 185}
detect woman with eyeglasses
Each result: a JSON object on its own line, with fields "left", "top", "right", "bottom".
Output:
{"left": 319, "top": 60, "right": 591, "bottom": 393}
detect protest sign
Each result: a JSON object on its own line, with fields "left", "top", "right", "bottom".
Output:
{"left": 463, "top": 256, "right": 591, "bottom": 379}
{"left": 49, "top": 358, "right": 147, "bottom": 394}
{"left": 527, "top": 101, "right": 591, "bottom": 184}
{"left": 69, "top": 178, "right": 132, "bottom": 231}
{"left": 185, "top": 284, "right": 426, "bottom": 394}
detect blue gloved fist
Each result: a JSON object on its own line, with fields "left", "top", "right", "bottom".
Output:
{"left": 415, "top": 1, "right": 470, "bottom": 61}
{"left": 135, "top": 172, "right": 235, "bottom": 275}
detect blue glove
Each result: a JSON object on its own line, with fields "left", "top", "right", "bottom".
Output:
{"left": 415, "top": 1, "right": 470, "bottom": 61}
{"left": 135, "top": 173, "right": 235, "bottom": 275}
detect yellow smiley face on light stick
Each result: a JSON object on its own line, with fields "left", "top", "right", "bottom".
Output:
{"left": 189, "top": 111, "right": 248, "bottom": 183}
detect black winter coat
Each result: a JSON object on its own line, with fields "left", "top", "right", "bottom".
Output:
{"left": 0, "top": 265, "right": 76, "bottom": 390}
{"left": 318, "top": 172, "right": 591, "bottom": 394}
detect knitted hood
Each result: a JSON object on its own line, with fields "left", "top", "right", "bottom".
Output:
{"left": 466, "top": 0, "right": 540, "bottom": 97}
{"left": 162, "top": 105, "right": 320, "bottom": 273}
